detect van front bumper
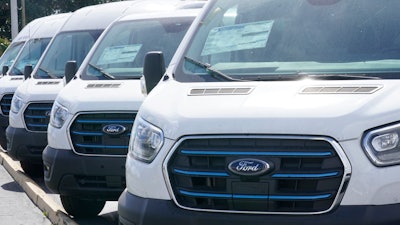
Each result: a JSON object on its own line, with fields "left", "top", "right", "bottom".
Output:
{"left": 118, "top": 189, "right": 400, "bottom": 225}
{"left": 5, "top": 126, "right": 46, "bottom": 163}
{"left": 43, "top": 145, "right": 126, "bottom": 200}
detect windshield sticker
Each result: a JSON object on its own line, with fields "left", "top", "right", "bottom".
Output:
{"left": 201, "top": 20, "right": 274, "bottom": 56}
{"left": 97, "top": 44, "right": 142, "bottom": 65}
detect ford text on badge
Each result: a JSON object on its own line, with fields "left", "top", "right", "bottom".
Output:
{"left": 102, "top": 124, "right": 127, "bottom": 135}
{"left": 228, "top": 158, "right": 272, "bottom": 176}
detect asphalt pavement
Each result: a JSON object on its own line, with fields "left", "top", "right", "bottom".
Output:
{"left": 0, "top": 151, "right": 78, "bottom": 225}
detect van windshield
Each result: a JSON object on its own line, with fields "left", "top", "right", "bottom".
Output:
{"left": 179, "top": 0, "right": 400, "bottom": 82}
{"left": 81, "top": 17, "right": 194, "bottom": 80}
{"left": 0, "top": 42, "right": 25, "bottom": 75}
{"left": 9, "top": 38, "right": 51, "bottom": 76}
{"left": 34, "top": 30, "right": 102, "bottom": 79}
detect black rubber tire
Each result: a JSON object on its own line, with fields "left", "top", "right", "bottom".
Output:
{"left": 20, "top": 161, "right": 43, "bottom": 177}
{"left": 60, "top": 195, "right": 106, "bottom": 218}
{"left": 0, "top": 133, "right": 7, "bottom": 151}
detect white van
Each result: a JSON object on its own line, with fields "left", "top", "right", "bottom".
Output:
{"left": 0, "top": 18, "right": 42, "bottom": 77}
{"left": 6, "top": 1, "right": 145, "bottom": 175}
{"left": 43, "top": 1, "right": 204, "bottom": 218}
{"left": 119, "top": 0, "right": 400, "bottom": 225}
{"left": 0, "top": 13, "right": 70, "bottom": 150}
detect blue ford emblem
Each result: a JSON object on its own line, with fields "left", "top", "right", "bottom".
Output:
{"left": 102, "top": 124, "right": 126, "bottom": 135}
{"left": 228, "top": 158, "right": 272, "bottom": 176}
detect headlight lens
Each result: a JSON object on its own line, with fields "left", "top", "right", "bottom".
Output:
{"left": 49, "top": 102, "right": 69, "bottom": 128}
{"left": 363, "top": 123, "right": 400, "bottom": 166}
{"left": 10, "top": 95, "right": 23, "bottom": 114}
{"left": 129, "top": 117, "right": 164, "bottom": 163}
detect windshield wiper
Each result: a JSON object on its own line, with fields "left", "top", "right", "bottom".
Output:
{"left": 88, "top": 63, "right": 115, "bottom": 80}
{"left": 184, "top": 56, "right": 244, "bottom": 82}
{"left": 248, "top": 74, "right": 305, "bottom": 81}
{"left": 300, "top": 73, "right": 381, "bottom": 80}
{"left": 38, "top": 67, "right": 58, "bottom": 79}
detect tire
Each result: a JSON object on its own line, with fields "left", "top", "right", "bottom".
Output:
{"left": 20, "top": 161, "right": 43, "bottom": 177}
{"left": 0, "top": 133, "right": 7, "bottom": 151}
{"left": 60, "top": 195, "right": 106, "bottom": 218}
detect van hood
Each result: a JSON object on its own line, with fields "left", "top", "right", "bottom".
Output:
{"left": 0, "top": 76, "right": 25, "bottom": 93}
{"left": 140, "top": 79, "right": 400, "bottom": 141}
{"left": 15, "top": 78, "right": 64, "bottom": 102}
{"left": 56, "top": 79, "right": 144, "bottom": 113}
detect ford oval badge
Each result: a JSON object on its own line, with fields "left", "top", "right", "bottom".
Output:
{"left": 102, "top": 124, "right": 126, "bottom": 135}
{"left": 228, "top": 158, "right": 272, "bottom": 176}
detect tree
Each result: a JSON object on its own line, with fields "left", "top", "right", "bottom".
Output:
{"left": 0, "top": 0, "right": 11, "bottom": 40}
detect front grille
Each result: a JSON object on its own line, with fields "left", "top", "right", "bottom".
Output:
{"left": 23, "top": 102, "right": 53, "bottom": 132}
{"left": 0, "top": 94, "right": 13, "bottom": 115}
{"left": 69, "top": 112, "right": 136, "bottom": 156}
{"left": 167, "top": 136, "right": 348, "bottom": 214}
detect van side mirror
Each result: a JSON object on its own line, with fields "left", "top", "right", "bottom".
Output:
{"left": 64, "top": 60, "right": 77, "bottom": 83}
{"left": 142, "top": 51, "right": 166, "bottom": 94}
{"left": 2, "top": 66, "right": 9, "bottom": 75}
{"left": 24, "top": 65, "right": 33, "bottom": 80}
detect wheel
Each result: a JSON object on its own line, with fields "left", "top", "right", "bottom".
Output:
{"left": 20, "top": 161, "right": 43, "bottom": 177}
{"left": 60, "top": 195, "right": 106, "bottom": 218}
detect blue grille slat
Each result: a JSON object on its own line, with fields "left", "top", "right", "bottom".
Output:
{"left": 26, "top": 107, "right": 52, "bottom": 110}
{"left": 173, "top": 169, "right": 339, "bottom": 179}
{"left": 179, "top": 190, "right": 332, "bottom": 200}
{"left": 26, "top": 123, "right": 48, "bottom": 127}
{"left": 71, "top": 131, "right": 104, "bottom": 136}
{"left": 76, "top": 119, "right": 134, "bottom": 124}
{"left": 272, "top": 172, "right": 339, "bottom": 179}
{"left": 75, "top": 143, "right": 128, "bottom": 149}
{"left": 174, "top": 169, "right": 229, "bottom": 177}
{"left": 25, "top": 115, "right": 47, "bottom": 119}
{"left": 179, "top": 190, "right": 232, "bottom": 198}
{"left": 268, "top": 194, "right": 332, "bottom": 201}
{"left": 180, "top": 149, "right": 332, "bottom": 157}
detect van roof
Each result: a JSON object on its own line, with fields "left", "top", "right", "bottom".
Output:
{"left": 12, "top": 18, "right": 42, "bottom": 43}
{"left": 12, "top": 13, "right": 70, "bottom": 43}
{"left": 124, "top": 0, "right": 206, "bottom": 12}
{"left": 30, "top": 13, "right": 71, "bottom": 39}
{"left": 59, "top": 0, "right": 205, "bottom": 32}
{"left": 118, "top": 8, "right": 202, "bottom": 23}
{"left": 59, "top": 1, "right": 137, "bottom": 31}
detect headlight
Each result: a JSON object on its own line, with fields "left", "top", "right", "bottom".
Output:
{"left": 10, "top": 95, "right": 23, "bottom": 114}
{"left": 363, "top": 123, "right": 400, "bottom": 166}
{"left": 129, "top": 117, "right": 164, "bottom": 163}
{"left": 49, "top": 102, "right": 69, "bottom": 128}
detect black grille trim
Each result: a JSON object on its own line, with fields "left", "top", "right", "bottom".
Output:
{"left": 23, "top": 102, "right": 53, "bottom": 132}
{"left": 69, "top": 112, "right": 136, "bottom": 156}
{"left": 0, "top": 93, "right": 13, "bottom": 116}
{"left": 165, "top": 135, "right": 351, "bottom": 215}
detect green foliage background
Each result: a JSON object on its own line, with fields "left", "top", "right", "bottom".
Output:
{"left": 0, "top": 0, "right": 122, "bottom": 54}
